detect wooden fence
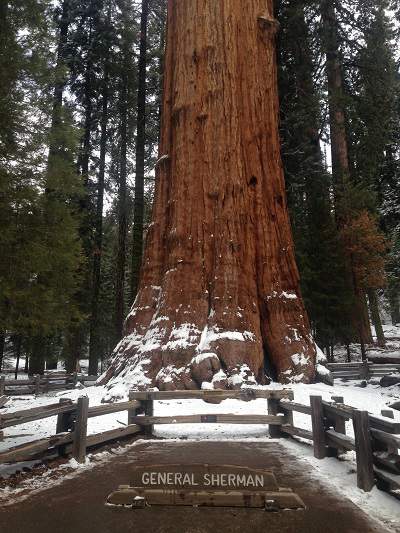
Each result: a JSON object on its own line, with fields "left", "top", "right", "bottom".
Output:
{"left": 327, "top": 361, "right": 400, "bottom": 381}
{"left": 0, "top": 388, "right": 399, "bottom": 497}
{"left": 0, "top": 373, "right": 98, "bottom": 396}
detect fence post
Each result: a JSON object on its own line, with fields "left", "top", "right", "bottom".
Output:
{"left": 0, "top": 376, "right": 5, "bottom": 396}
{"left": 56, "top": 398, "right": 73, "bottom": 433}
{"left": 267, "top": 398, "right": 283, "bottom": 438}
{"left": 310, "top": 395, "right": 327, "bottom": 459}
{"left": 353, "top": 409, "right": 374, "bottom": 492}
{"left": 326, "top": 397, "right": 346, "bottom": 456}
{"left": 127, "top": 391, "right": 140, "bottom": 427}
{"left": 332, "top": 397, "right": 346, "bottom": 433}
{"left": 56, "top": 399, "right": 73, "bottom": 456}
{"left": 72, "top": 396, "right": 89, "bottom": 463}
{"left": 142, "top": 394, "right": 154, "bottom": 437}
{"left": 34, "top": 375, "right": 41, "bottom": 395}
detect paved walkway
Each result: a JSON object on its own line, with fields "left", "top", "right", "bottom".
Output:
{"left": 0, "top": 440, "right": 389, "bottom": 533}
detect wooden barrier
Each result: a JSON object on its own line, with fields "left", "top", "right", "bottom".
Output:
{"left": 0, "top": 390, "right": 292, "bottom": 467}
{"left": 327, "top": 362, "right": 400, "bottom": 381}
{"left": 0, "top": 373, "right": 98, "bottom": 396}
{"left": 0, "top": 396, "right": 143, "bottom": 465}
{"left": 0, "top": 388, "right": 399, "bottom": 498}
{"left": 279, "top": 394, "right": 400, "bottom": 494}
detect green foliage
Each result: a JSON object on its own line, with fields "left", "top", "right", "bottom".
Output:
{"left": 0, "top": 0, "right": 84, "bottom": 372}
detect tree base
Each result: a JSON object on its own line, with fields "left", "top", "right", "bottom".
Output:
{"left": 99, "top": 318, "right": 316, "bottom": 399}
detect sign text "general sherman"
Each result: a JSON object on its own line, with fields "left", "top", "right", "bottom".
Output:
{"left": 141, "top": 472, "right": 265, "bottom": 488}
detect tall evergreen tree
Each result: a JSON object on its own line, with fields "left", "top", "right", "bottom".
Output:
{"left": 130, "top": 0, "right": 149, "bottom": 304}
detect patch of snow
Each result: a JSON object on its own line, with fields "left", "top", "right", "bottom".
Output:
{"left": 197, "top": 325, "right": 256, "bottom": 353}
{"left": 316, "top": 344, "right": 327, "bottom": 364}
{"left": 191, "top": 353, "right": 219, "bottom": 365}
{"left": 316, "top": 364, "right": 330, "bottom": 376}
{"left": 291, "top": 353, "right": 310, "bottom": 366}
{"left": 162, "top": 323, "right": 201, "bottom": 352}
{"left": 201, "top": 381, "right": 214, "bottom": 390}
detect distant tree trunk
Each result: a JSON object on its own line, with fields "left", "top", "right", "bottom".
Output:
{"left": 367, "top": 289, "right": 386, "bottom": 347}
{"left": 0, "top": 332, "right": 5, "bottom": 372}
{"left": 101, "top": 0, "right": 316, "bottom": 391}
{"left": 130, "top": 0, "right": 149, "bottom": 304}
{"left": 49, "top": 0, "right": 70, "bottom": 154}
{"left": 14, "top": 335, "right": 22, "bottom": 379}
{"left": 29, "top": 336, "right": 45, "bottom": 375}
{"left": 114, "top": 54, "right": 129, "bottom": 343}
{"left": 321, "top": 0, "right": 373, "bottom": 346}
{"left": 346, "top": 344, "right": 351, "bottom": 362}
{"left": 389, "top": 290, "right": 400, "bottom": 325}
{"left": 89, "top": 4, "right": 111, "bottom": 375}
{"left": 64, "top": 328, "right": 82, "bottom": 374}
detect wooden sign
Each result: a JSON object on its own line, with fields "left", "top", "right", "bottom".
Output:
{"left": 107, "top": 464, "right": 305, "bottom": 511}
{"left": 131, "top": 464, "right": 279, "bottom": 491}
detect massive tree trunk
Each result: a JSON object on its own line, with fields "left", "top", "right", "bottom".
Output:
{"left": 100, "top": 0, "right": 316, "bottom": 393}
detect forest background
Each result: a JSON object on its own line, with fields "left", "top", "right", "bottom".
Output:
{"left": 0, "top": 0, "right": 399, "bottom": 376}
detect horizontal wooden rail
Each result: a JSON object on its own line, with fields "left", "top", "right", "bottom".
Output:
{"left": 130, "top": 389, "right": 294, "bottom": 401}
{"left": 374, "top": 468, "right": 400, "bottom": 491}
{"left": 370, "top": 428, "right": 400, "bottom": 449}
{"left": 0, "top": 433, "right": 73, "bottom": 463}
{"left": 279, "top": 400, "right": 312, "bottom": 415}
{"left": 84, "top": 425, "right": 141, "bottom": 448}
{"left": 280, "top": 424, "right": 313, "bottom": 440}
{"left": 1, "top": 401, "right": 75, "bottom": 429}
{"left": 87, "top": 400, "right": 141, "bottom": 418}
{"left": 326, "top": 429, "right": 355, "bottom": 451}
{"left": 129, "top": 414, "right": 285, "bottom": 426}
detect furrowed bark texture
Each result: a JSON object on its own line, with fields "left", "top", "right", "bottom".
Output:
{"left": 101, "top": 0, "right": 316, "bottom": 392}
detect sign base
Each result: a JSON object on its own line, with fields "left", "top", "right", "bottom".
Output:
{"left": 107, "top": 486, "right": 305, "bottom": 511}
{"left": 106, "top": 464, "right": 305, "bottom": 511}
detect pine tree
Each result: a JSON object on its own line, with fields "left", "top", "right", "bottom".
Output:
{"left": 130, "top": 0, "right": 149, "bottom": 304}
{"left": 276, "top": 0, "right": 354, "bottom": 353}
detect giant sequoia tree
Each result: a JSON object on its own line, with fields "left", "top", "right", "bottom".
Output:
{"left": 100, "top": 0, "right": 316, "bottom": 392}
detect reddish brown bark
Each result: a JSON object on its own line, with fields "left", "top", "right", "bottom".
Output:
{"left": 101, "top": 0, "right": 316, "bottom": 392}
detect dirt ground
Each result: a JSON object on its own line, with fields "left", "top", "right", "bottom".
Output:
{"left": 0, "top": 440, "right": 391, "bottom": 533}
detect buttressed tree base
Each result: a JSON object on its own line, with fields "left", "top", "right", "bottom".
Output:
{"left": 100, "top": 0, "right": 316, "bottom": 393}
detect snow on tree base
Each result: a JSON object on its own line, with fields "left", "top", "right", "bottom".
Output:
{"left": 99, "top": 324, "right": 318, "bottom": 401}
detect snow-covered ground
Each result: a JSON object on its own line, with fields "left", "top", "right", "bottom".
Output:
{"left": 334, "top": 324, "right": 400, "bottom": 362}
{"left": 1, "top": 380, "right": 400, "bottom": 528}
{"left": 1, "top": 324, "right": 400, "bottom": 527}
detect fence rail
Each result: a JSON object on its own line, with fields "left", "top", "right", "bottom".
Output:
{"left": 0, "top": 373, "right": 98, "bottom": 396}
{"left": 327, "top": 362, "right": 400, "bottom": 381}
{"left": 0, "top": 388, "right": 399, "bottom": 498}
